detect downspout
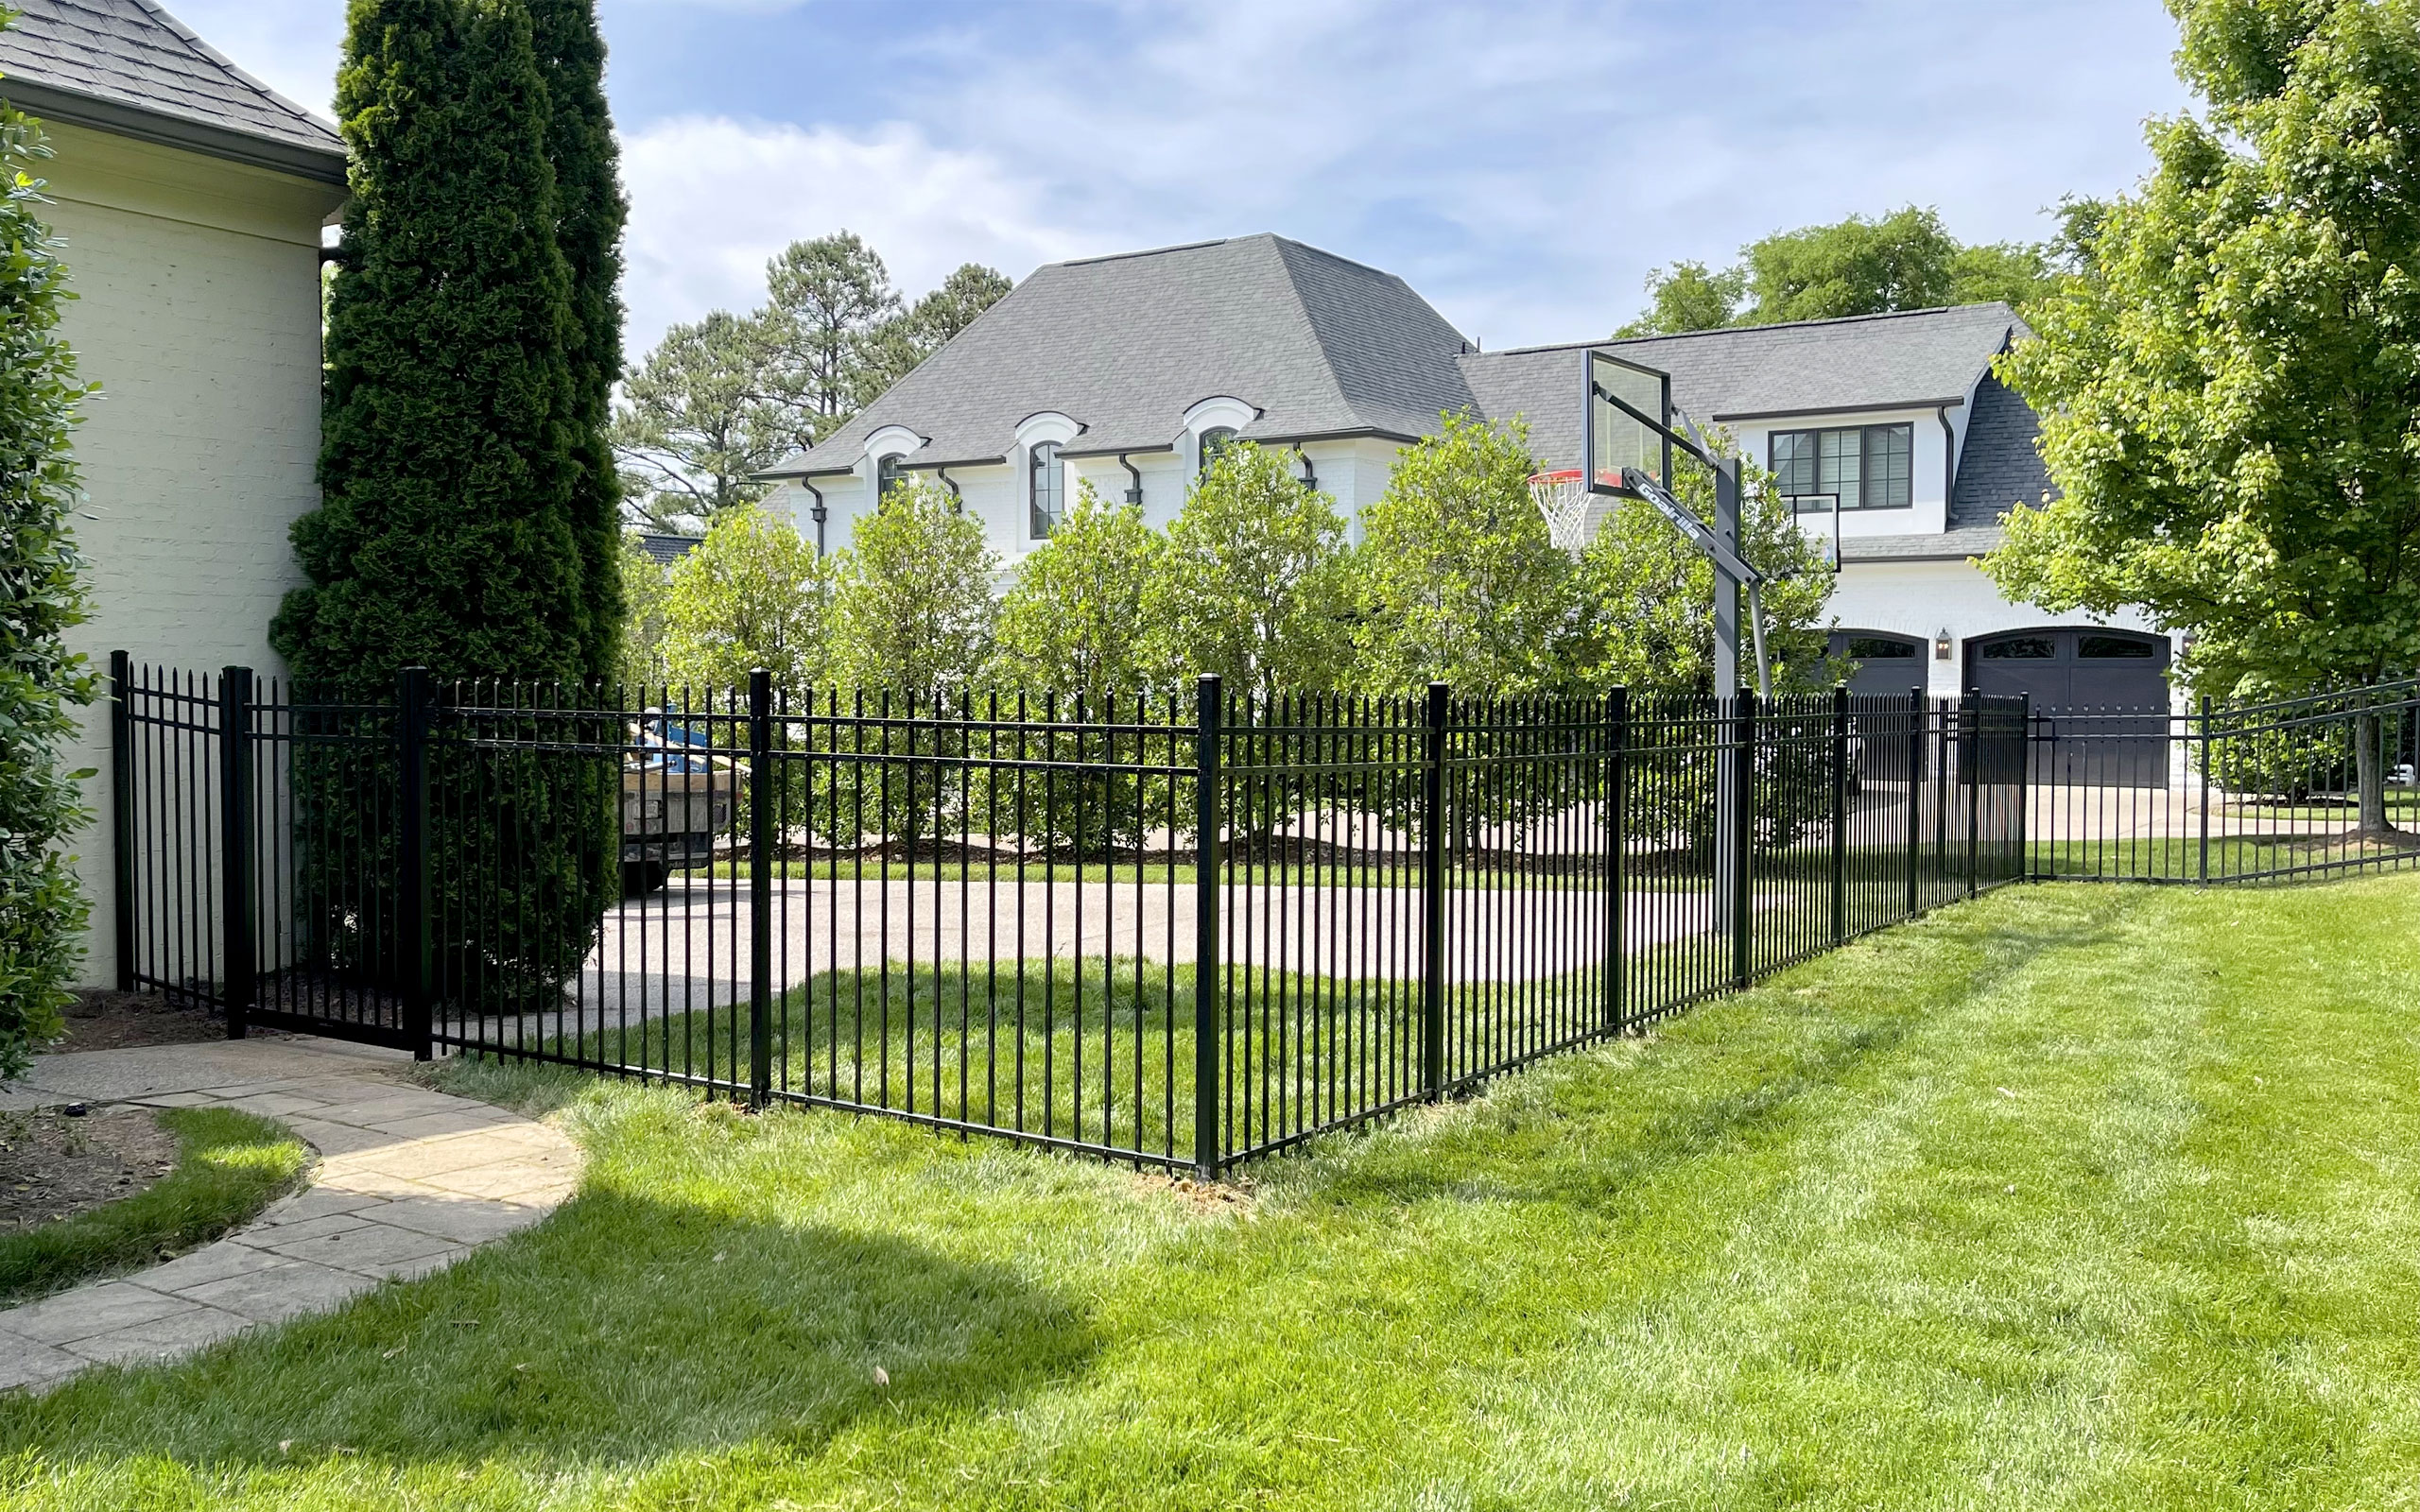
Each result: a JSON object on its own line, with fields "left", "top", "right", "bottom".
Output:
{"left": 1937, "top": 405, "right": 1957, "bottom": 524}
{"left": 937, "top": 465, "right": 962, "bottom": 510}
{"left": 1118, "top": 452, "right": 1144, "bottom": 507}
{"left": 1293, "top": 443, "right": 1318, "bottom": 492}
{"left": 803, "top": 480, "right": 827, "bottom": 557}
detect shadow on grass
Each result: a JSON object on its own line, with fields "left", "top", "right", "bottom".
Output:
{"left": 0, "top": 1185, "right": 1092, "bottom": 1473}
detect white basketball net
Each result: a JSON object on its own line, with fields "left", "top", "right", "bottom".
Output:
{"left": 1527, "top": 472, "right": 1594, "bottom": 556}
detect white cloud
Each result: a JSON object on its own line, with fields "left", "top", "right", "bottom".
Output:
{"left": 617, "top": 116, "right": 1095, "bottom": 352}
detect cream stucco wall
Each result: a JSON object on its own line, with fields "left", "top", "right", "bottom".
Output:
{"left": 41, "top": 119, "right": 345, "bottom": 986}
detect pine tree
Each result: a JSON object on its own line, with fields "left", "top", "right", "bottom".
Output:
{"left": 528, "top": 0, "right": 625, "bottom": 678}
{"left": 276, "top": 0, "right": 609, "bottom": 1008}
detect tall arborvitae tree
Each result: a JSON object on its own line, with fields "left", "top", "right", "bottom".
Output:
{"left": 528, "top": 0, "right": 625, "bottom": 681}
{"left": 277, "top": 0, "right": 608, "bottom": 1007}
{"left": 279, "top": 0, "right": 587, "bottom": 685}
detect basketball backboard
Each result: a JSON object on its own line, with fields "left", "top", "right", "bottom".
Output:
{"left": 1582, "top": 350, "right": 1672, "bottom": 499}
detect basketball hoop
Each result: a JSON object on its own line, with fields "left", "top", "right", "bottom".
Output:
{"left": 1527, "top": 469, "right": 1616, "bottom": 556}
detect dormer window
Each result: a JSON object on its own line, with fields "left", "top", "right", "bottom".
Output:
{"left": 1198, "top": 426, "right": 1237, "bottom": 478}
{"left": 875, "top": 454, "right": 907, "bottom": 503}
{"left": 1771, "top": 423, "right": 1913, "bottom": 511}
{"left": 1029, "top": 440, "right": 1063, "bottom": 539}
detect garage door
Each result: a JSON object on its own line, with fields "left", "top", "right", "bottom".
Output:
{"left": 1824, "top": 630, "right": 1928, "bottom": 698}
{"left": 1967, "top": 627, "right": 2171, "bottom": 785}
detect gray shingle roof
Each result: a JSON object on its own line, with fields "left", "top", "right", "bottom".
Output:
{"left": 635, "top": 533, "right": 702, "bottom": 566}
{"left": 1458, "top": 303, "right": 2028, "bottom": 473}
{"left": 0, "top": 0, "right": 346, "bottom": 183}
{"left": 768, "top": 234, "right": 1478, "bottom": 477}
{"left": 1841, "top": 525, "right": 2008, "bottom": 562}
{"left": 1947, "top": 369, "right": 2054, "bottom": 529}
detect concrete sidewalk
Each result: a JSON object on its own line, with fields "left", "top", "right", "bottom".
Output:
{"left": 0, "top": 1038, "right": 580, "bottom": 1394}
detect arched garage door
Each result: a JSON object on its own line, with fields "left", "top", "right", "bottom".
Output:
{"left": 1824, "top": 629, "right": 1927, "bottom": 697}
{"left": 1968, "top": 627, "right": 2172, "bottom": 786}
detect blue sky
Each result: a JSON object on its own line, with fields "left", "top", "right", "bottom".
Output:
{"left": 180, "top": 0, "right": 2193, "bottom": 359}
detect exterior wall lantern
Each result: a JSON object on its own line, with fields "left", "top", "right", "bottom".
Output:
{"left": 1934, "top": 627, "right": 1953, "bottom": 662}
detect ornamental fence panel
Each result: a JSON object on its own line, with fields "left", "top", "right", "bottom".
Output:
{"left": 121, "top": 655, "right": 2420, "bottom": 1172}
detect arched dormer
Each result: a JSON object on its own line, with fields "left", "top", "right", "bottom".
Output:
{"left": 1014, "top": 411, "right": 1082, "bottom": 540}
{"left": 1183, "top": 395, "right": 1257, "bottom": 480}
{"left": 863, "top": 425, "right": 924, "bottom": 507}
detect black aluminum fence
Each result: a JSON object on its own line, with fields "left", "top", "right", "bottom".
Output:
{"left": 2030, "top": 679, "right": 2420, "bottom": 884}
{"left": 112, "top": 652, "right": 2056, "bottom": 1171}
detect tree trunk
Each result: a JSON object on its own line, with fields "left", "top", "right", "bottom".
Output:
{"left": 2354, "top": 710, "right": 2405, "bottom": 841}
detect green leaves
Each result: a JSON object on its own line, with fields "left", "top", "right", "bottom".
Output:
{"left": 1143, "top": 442, "right": 1354, "bottom": 696}
{"left": 831, "top": 478, "right": 999, "bottom": 701}
{"left": 657, "top": 507, "right": 834, "bottom": 701}
{"left": 0, "top": 87, "right": 95, "bottom": 1077}
{"left": 1988, "top": 0, "right": 2420, "bottom": 702}
{"left": 994, "top": 485, "right": 1161, "bottom": 706}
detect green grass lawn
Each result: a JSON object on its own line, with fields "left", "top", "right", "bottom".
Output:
{"left": 9, "top": 876, "right": 2420, "bottom": 1508}
{"left": 0, "top": 1108, "right": 308, "bottom": 1307}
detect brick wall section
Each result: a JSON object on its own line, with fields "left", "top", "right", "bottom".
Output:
{"left": 40, "top": 119, "right": 345, "bottom": 987}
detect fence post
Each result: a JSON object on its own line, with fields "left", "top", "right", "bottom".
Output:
{"left": 2017, "top": 693, "right": 2032, "bottom": 882}
{"left": 1906, "top": 687, "right": 1923, "bottom": 919}
{"left": 1830, "top": 684, "right": 1849, "bottom": 944}
{"left": 749, "top": 668, "right": 774, "bottom": 1109}
{"left": 1421, "top": 680, "right": 1448, "bottom": 1100}
{"left": 1964, "top": 688, "right": 1981, "bottom": 900}
{"left": 1605, "top": 685, "right": 1628, "bottom": 1031}
{"left": 1192, "top": 674, "right": 1222, "bottom": 1176}
{"left": 110, "top": 650, "right": 136, "bottom": 992}
{"left": 2197, "top": 693, "right": 2212, "bottom": 885}
{"left": 1733, "top": 688, "right": 1755, "bottom": 990}
{"left": 218, "top": 667, "right": 255, "bottom": 1040}
{"left": 398, "top": 666, "right": 433, "bottom": 1060}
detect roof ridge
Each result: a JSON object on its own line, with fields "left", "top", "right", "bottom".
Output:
{"left": 1056, "top": 237, "right": 1233, "bottom": 268}
{"left": 1266, "top": 235, "right": 1385, "bottom": 426}
{"left": 131, "top": 0, "right": 341, "bottom": 140}
{"left": 1468, "top": 301, "right": 2018, "bottom": 360}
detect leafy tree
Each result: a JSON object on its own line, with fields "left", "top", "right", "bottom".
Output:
{"left": 615, "top": 535, "right": 673, "bottom": 690}
{"left": 994, "top": 485, "right": 1160, "bottom": 706}
{"left": 831, "top": 476, "right": 998, "bottom": 701}
{"left": 276, "top": 0, "right": 613, "bottom": 1008}
{"left": 1987, "top": 0, "right": 2420, "bottom": 838}
{"left": 660, "top": 504, "right": 832, "bottom": 701}
{"left": 1353, "top": 413, "right": 1572, "bottom": 696}
{"left": 1566, "top": 441, "right": 1835, "bottom": 695}
{"left": 1620, "top": 207, "right": 2059, "bottom": 334}
{"left": 1143, "top": 441, "right": 1353, "bottom": 697}
{"left": 611, "top": 310, "right": 786, "bottom": 530}
{"left": 1616, "top": 260, "right": 1747, "bottom": 336}
{"left": 527, "top": 0, "right": 624, "bottom": 681}
{"left": 0, "top": 92, "right": 97, "bottom": 1078}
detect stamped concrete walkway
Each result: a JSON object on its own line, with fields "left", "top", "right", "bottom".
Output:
{"left": 0, "top": 1038, "right": 580, "bottom": 1394}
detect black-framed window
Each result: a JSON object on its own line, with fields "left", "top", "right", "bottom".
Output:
{"left": 1028, "top": 440, "right": 1063, "bottom": 539}
{"left": 1198, "top": 426, "right": 1237, "bottom": 478}
{"left": 875, "top": 454, "right": 907, "bottom": 503}
{"left": 1769, "top": 423, "right": 1913, "bottom": 510}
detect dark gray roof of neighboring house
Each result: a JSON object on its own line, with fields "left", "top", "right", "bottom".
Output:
{"left": 636, "top": 533, "right": 703, "bottom": 566}
{"left": 1841, "top": 525, "right": 2008, "bottom": 563}
{"left": 766, "top": 233, "right": 1478, "bottom": 478}
{"left": 1458, "top": 302, "right": 2029, "bottom": 472}
{"left": 0, "top": 0, "right": 347, "bottom": 184}
{"left": 1947, "top": 370, "right": 2054, "bottom": 530}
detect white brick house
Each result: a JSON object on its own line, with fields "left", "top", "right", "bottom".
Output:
{"left": 0, "top": 0, "right": 349, "bottom": 986}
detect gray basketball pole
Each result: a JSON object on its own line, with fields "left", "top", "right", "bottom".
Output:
{"left": 1711, "top": 455, "right": 1744, "bottom": 932}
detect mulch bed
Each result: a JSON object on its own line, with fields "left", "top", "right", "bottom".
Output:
{"left": 0, "top": 1107, "right": 179, "bottom": 1231}
{"left": 49, "top": 989, "right": 227, "bottom": 1054}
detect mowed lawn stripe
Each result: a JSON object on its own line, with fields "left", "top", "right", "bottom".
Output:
{"left": 3, "top": 880, "right": 2417, "bottom": 1509}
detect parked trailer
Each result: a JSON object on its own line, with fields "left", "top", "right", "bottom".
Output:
{"left": 621, "top": 713, "right": 738, "bottom": 894}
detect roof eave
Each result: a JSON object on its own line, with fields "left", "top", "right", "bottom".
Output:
{"left": 1712, "top": 396, "right": 1966, "bottom": 424}
{"left": 2, "top": 77, "right": 348, "bottom": 186}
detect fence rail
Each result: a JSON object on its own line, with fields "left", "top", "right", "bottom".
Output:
{"left": 110, "top": 652, "right": 2419, "bottom": 1172}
